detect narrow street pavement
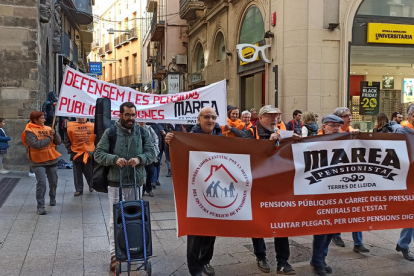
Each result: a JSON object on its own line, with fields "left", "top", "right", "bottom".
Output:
{"left": 0, "top": 145, "right": 413, "bottom": 276}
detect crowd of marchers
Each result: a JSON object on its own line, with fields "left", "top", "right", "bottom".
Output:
{"left": 1, "top": 102, "right": 414, "bottom": 276}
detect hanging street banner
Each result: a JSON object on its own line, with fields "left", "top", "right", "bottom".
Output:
{"left": 56, "top": 66, "right": 227, "bottom": 125}
{"left": 359, "top": 81, "right": 380, "bottom": 116}
{"left": 169, "top": 132, "right": 414, "bottom": 238}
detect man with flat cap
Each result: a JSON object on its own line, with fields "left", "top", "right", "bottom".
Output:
{"left": 311, "top": 114, "right": 343, "bottom": 276}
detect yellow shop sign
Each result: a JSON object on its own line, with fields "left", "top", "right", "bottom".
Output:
{"left": 240, "top": 44, "right": 259, "bottom": 66}
{"left": 367, "top": 23, "right": 414, "bottom": 44}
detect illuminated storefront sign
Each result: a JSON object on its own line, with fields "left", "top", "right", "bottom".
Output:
{"left": 367, "top": 23, "right": 414, "bottom": 45}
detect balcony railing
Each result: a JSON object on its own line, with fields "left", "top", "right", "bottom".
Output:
{"left": 150, "top": 10, "right": 166, "bottom": 41}
{"left": 105, "top": 42, "right": 113, "bottom": 53}
{"left": 179, "top": 0, "right": 205, "bottom": 20}
{"left": 73, "top": 43, "right": 78, "bottom": 64}
{"left": 129, "top": 27, "right": 139, "bottom": 41}
{"left": 115, "top": 34, "right": 130, "bottom": 48}
{"left": 99, "top": 47, "right": 105, "bottom": 56}
{"left": 92, "top": 40, "right": 100, "bottom": 49}
{"left": 60, "top": 32, "right": 71, "bottom": 58}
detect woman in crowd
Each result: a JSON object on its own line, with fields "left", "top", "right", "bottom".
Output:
{"left": 301, "top": 111, "right": 319, "bottom": 137}
{"left": 221, "top": 107, "right": 248, "bottom": 137}
{"left": 373, "top": 113, "right": 393, "bottom": 133}
{"left": 0, "top": 118, "right": 11, "bottom": 174}
{"left": 21, "top": 111, "right": 61, "bottom": 215}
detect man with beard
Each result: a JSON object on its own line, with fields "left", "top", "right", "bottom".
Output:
{"left": 165, "top": 106, "right": 221, "bottom": 276}
{"left": 94, "top": 102, "right": 156, "bottom": 272}
{"left": 251, "top": 105, "right": 300, "bottom": 275}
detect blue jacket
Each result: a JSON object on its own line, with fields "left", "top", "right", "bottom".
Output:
{"left": 0, "top": 128, "right": 11, "bottom": 150}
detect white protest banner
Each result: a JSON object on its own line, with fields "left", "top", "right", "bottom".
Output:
{"left": 56, "top": 66, "right": 227, "bottom": 125}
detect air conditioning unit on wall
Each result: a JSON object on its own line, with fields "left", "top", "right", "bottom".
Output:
{"left": 175, "top": 55, "right": 187, "bottom": 65}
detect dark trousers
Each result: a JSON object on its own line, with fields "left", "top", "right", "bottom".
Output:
{"left": 312, "top": 234, "right": 334, "bottom": 268}
{"left": 187, "top": 235, "right": 216, "bottom": 276}
{"left": 144, "top": 163, "right": 154, "bottom": 193}
{"left": 73, "top": 159, "right": 92, "bottom": 192}
{"left": 252, "top": 237, "right": 290, "bottom": 265}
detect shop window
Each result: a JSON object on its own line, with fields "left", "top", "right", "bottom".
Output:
{"left": 358, "top": 0, "right": 414, "bottom": 18}
{"left": 215, "top": 32, "right": 226, "bottom": 62}
{"left": 195, "top": 43, "right": 205, "bottom": 71}
{"left": 239, "top": 6, "right": 265, "bottom": 44}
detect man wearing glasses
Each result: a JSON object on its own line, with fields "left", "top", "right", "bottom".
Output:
{"left": 94, "top": 102, "right": 156, "bottom": 272}
{"left": 165, "top": 106, "right": 222, "bottom": 276}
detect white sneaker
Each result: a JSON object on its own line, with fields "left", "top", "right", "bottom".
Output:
{"left": 28, "top": 172, "right": 36, "bottom": 177}
{"left": 0, "top": 168, "right": 9, "bottom": 174}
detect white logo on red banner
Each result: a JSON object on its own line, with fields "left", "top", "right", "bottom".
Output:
{"left": 187, "top": 151, "right": 253, "bottom": 220}
{"left": 292, "top": 140, "right": 409, "bottom": 195}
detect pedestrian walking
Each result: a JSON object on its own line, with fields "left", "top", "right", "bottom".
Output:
{"left": 395, "top": 104, "right": 414, "bottom": 261}
{"left": 165, "top": 106, "right": 221, "bottom": 276}
{"left": 64, "top": 118, "right": 95, "bottom": 196}
{"left": 139, "top": 122, "right": 160, "bottom": 197}
{"left": 0, "top": 118, "right": 11, "bottom": 174}
{"left": 94, "top": 102, "right": 156, "bottom": 272}
{"left": 251, "top": 105, "right": 300, "bottom": 275}
{"left": 373, "top": 113, "right": 393, "bottom": 133}
{"left": 147, "top": 123, "right": 166, "bottom": 188}
{"left": 301, "top": 111, "right": 318, "bottom": 137}
{"left": 285, "top": 109, "right": 303, "bottom": 135}
{"left": 21, "top": 111, "right": 61, "bottom": 215}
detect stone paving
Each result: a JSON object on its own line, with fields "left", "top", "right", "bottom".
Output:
{"left": 0, "top": 145, "right": 414, "bottom": 275}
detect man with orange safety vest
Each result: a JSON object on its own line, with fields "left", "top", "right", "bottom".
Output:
{"left": 65, "top": 118, "right": 96, "bottom": 196}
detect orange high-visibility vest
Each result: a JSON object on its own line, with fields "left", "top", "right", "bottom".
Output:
{"left": 340, "top": 125, "right": 354, "bottom": 133}
{"left": 221, "top": 118, "right": 246, "bottom": 137}
{"left": 67, "top": 121, "right": 95, "bottom": 163}
{"left": 403, "top": 122, "right": 414, "bottom": 130}
{"left": 277, "top": 121, "right": 287, "bottom": 131}
{"left": 21, "top": 123, "right": 61, "bottom": 163}
{"left": 401, "top": 121, "right": 409, "bottom": 127}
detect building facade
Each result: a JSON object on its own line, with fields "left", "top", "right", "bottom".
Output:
{"left": 89, "top": 0, "right": 143, "bottom": 90}
{"left": 141, "top": 0, "right": 188, "bottom": 94}
{"left": 0, "top": 0, "right": 93, "bottom": 169}
{"left": 180, "top": 0, "right": 414, "bottom": 131}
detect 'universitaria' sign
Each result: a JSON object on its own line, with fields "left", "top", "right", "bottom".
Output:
{"left": 169, "top": 132, "right": 414, "bottom": 238}
{"left": 56, "top": 66, "right": 227, "bottom": 125}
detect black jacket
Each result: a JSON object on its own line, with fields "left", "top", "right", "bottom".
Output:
{"left": 373, "top": 123, "right": 393, "bottom": 133}
{"left": 304, "top": 122, "right": 319, "bottom": 136}
{"left": 255, "top": 122, "right": 275, "bottom": 140}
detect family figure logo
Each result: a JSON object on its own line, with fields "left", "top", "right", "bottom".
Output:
{"left": 292, "top": 140, "right": 410, "bottom": 195}
{"left": 187, "top": 152, "right": 253, "bottom": 220}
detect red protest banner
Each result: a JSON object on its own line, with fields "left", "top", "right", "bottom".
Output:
{"left": 169, "top": 132, "right": 414, "bottom": 238}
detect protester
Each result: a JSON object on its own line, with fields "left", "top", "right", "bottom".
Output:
{"left": 333, "top": 107, "right": 360, "bottom": 134}
{"left": 390, "top": 112, "right": 403, "bottom": 132}
{"left": 251, "top": 105, "right": 300, "bottom": 275}
{"left": 164, "top": 124, "right": 184, "bottom": 177}
{"left": 221, "top": 107, "right": 247, "bottom": 137}
{"left": 301, "top": 111, "right": 318, "bottom": 137}
{"left": 373, "top": 113, "right": 393, "bottom": 133}
{"left": 275, "top": 108, "right": 287, "bottom": 131}
{"left": 285, "top": 109, "right": 303, "bottom": 135}
{"left": 240, "top": 110, "right": 251, "bottom": 126}
{"left": 165, "top": 106, "right": 221, "bottom": 276}
{"left": 395, "top": 104, "right": 414, "bottom": 261}
{"left": 310, "top": 114, "right": 344, "bottom": 276}
{"left": 21, "top": 111, "right": 61, "bottom": 215}
{"left": 138, "top": 122, "right": 159, "bottom": 197}
{"left": 42, "top": 91, "right": 58, "bottom": 127}
{"left": 0, "top": 118, "right": 11, "bottom": 174}
{"left": 330, "top": 108, "right": 368, "bottom": 252}
{"left": 94, "top": 102, "right": 156, "bottom": 272}
{"left": 147, "top": 123, "right": 166, "bottom": 188}
{"left": 250, "top": 108, "right": 259, "bottom": 126}
{"left": 64, "top": 118, "right": 95, "bottom": 196}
